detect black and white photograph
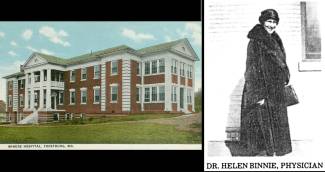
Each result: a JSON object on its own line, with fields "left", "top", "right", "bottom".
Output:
{"left": 205, "top": 0, "right": 325, "bottom": 170}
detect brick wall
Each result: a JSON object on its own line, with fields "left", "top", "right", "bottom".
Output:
{"left": 64, "top": 65, "right": 101, "bottom": 114}
{"left": 106, "top": 60, "right": 123, "bottom": 113}
{"left": 144, "top": 103, "right": 164, "bottom": 112}
{"left": 131, "top": 60, "right": 141, "bottom": 113}
{"left": 144, "top": 74, "right": 165, "bottom": 84}
{"left": 172, "top": 74, "right": 178, "bottom": 84}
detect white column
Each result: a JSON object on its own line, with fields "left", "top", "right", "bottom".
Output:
{"left": 122, "top": 59, "right": 131, "bottom": 112}
{"left": 192, "top": 64, "right": 195, "bottom": 112}
{"left": 24, "top": 73, "right": 29, "bottom": 110}
{"left": 39, "top": 70, "right": 44, "bottom": 110}
{"left": 46, "top": 69, "right": 51, "bottom": 110}
{"left": 164, "top": 58, "right": 172, "bottom": 111}
{"left": 100, "top": 61, "right": 106, "bottom": 112}
{"left": 30, "top": 72, "right": 35, "bottom": 110}
{"left": 177, "top": 61, "right": 180, "bottom": 111}
{"left": 141, "top": 61, "right": 145, "bottom": 111}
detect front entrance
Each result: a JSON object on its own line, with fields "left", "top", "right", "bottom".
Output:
{"left": 180, "top": 87, "right": 184, "bottom": 109}
{"left": 51, "top": 92, "right": 57, "bottom": 109}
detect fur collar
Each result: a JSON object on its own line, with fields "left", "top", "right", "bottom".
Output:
{"left": 247, "top": 24, "right": 284, "bottom": 52}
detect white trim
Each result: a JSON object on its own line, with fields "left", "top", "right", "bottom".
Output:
{"left": 69, "top": 89, "right": 76, "bottom": 105}
{"left": 80, "top": 88, "right": 87, "bottom": 104}
{"left": 100, "top": 61, "right": 106, "bottom": 111}
{"left": 93, "top": 87, "right": 100, "bottom": 104}
{"left": 93, "top": 64, "right": 100, "bottom": 79}
{"left": 19, "top": 94, "right": 24, "bottom": 107}
{"left": 110, "top": 85, "right": 118, "bottom": 103}
{"left": 70, "top": 70, "right": 76, "bottom": 83}
{"left": 66, "top": 60, "right": 101, "bottom": 71}
{"left": 80, "top": 68, "right": 87, "bottom": 81}
{"left": 111, "top": 60, "right": 118, "bottom": 76}
{"left": 58, "top": 91, "right": 64, "bottom": 105}
{"left": 110, "top": 83, "right": 118, "bottom": 87}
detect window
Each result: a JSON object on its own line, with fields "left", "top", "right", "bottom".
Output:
{"left": 187, "top": 89, "right": 192, "bottom": 104}
{"left": 151, "top": 87, "right": 157, "bottom": 102}
{"left": 81, "top": 88, "right": 87, "bottom": 104}
{"left": 44, "top": 70, "right": 47, "bottom": 81}
{"left": 59, "top": 91, "right": 64, "bottom": 105}
{"left": 152, "top": 60, "right": 157, "bottom": 74}
{"left": 301, "top": 1, "right": 322, "bottom": 60}
{"left": 94, "top": 87, "right": 100, "bottom": 104}
{"left": 8, "top": 95, "right": 12, "bottom": 107}
{"left": 70, "top": 70, "right": 76, "bottom": 82}
{"left": 159, "top": 59, "right": 165, "bottom": 73}
{"left": 20, "top": 79, "right": 25, "bottom": 89}
{"left": 111, "top": 85, "right": 118, "bottom": 102}
{"left": 180, "top": 63, "right": 185, "bottom": 76}
{"left": 28, "top": 91, "right": 31, "bottom": 108}
{"left": 145, "top": 61, "right": 150, "bottom": 74}
{"left": 81, "top": 68, "right": 87, "bottom": 80}
{"left": 137, "top": 62, "right": 141, "bottom": 75}
{"left": 28, "top": 74, "right": 31, "bottom": 84}
{"left": 172, "top": 59, "right": 178, "bottom": 74}
{"left": 144, "top": 88, "right": 150, "bottom": 102}
{"left": 94, "top": 65, "right": 100, "bottom": 79}
{"left": 136, "top": 87, "right": 140, "bottom": 102}
{"left": 171, "top": 86, "right": 177, "bottom": 102}
{"left": 189, "top": 65, "right": 193, "bottom": 78}
{"left": 35, "top": 75, "right": 40, "bottom": 82}
{"left": 159, "top": 86, "right": 165, "bottom": 101}
{"left": 8, "top": 81, "right": 12, "bottom": 90}
{"left": 70, "top": 90, "right": 75, "bottom": 104}
{"left": 111, "top": 61, "right": 118, "bottom": 75}
{"left": 19, "top": 94, "right": 24, "bottom": 107}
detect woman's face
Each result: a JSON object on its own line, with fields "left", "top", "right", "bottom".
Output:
{"left": 264, "top": 19, "right": 277, "bottom": 34}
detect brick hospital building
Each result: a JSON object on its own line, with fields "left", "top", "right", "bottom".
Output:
{"left": 4, "top": 38, "right": 198, "bottom": 123}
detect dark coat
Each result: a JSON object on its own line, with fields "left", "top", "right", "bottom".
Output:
{"left": 239, "top": 24, "right": 292, "bottom": 156}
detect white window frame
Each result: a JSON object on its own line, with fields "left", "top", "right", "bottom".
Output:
{"left": 151, "top": 60, "right": 158, "bottom": 74}
{"left": 151, "top": 87, "right": 157, "bottom": 102}
{"left": 80, "top": 88, "right": 87, "bottom": 104}
{"left": 58, "top": 91, "right": 64, "bottom": 105}
{"left": 159, "top": 59, "right": 165, "bottom": 73}
{"left": 70, "top": 70, "right": 76, "bottom": 83}
{"left": 137, "top": 62, "right": 141, "bottom": 76}
{"left": 94, "top": 65, "right": 100, "bottom": 79}
{"left": 110, "top": 84, "right": 118, "bottom": 103}
{"left": 8, "top": 95, "right": 12, "bottom": 107}
{"left": 93, "top": 86, "right": 100, "bottom": 104}
{"left": 171, "top": 86, "right": 177, "bottom": 103}
{"left": 136, "top": 87, "right": 141, "bottom": 103}
{"left": 69, "top": 89, "right": 76, "bottom": 105}
{"left": 19, "top": 94, "right": 24, "bottom": 107}
{"left": 111, "top": 61, "right": 118, "bottom": 75}
{"left": 187, "top": 89, "right": 192, "bottom": 105}
{"left": 159, "top": 86, "right": 165, "bottom": 101}
{"left": 81, "top": 68, "right": 87, "bottom": 81}
{"left": 144, "top": 61, "right": 150, "bottom": 75}
{"left": 144, "top": 87, "right": 150, "bottom": 102}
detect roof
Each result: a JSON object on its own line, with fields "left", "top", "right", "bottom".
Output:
{"left": 5, "top": 38, "right": 198, "bottom": 78}
{"left": 3, "top": 71, "right": 24, "bottom": 79}
{"left": 137, "top": 38, "right": 186, "bottom": 55}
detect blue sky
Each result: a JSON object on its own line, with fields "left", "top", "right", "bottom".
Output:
{"left": 0, "top": 22, "right": 202, "bottom": 101}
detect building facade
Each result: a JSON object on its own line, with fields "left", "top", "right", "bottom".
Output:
{"left": 4, "top": 38, "right": 199, "bottom": 123}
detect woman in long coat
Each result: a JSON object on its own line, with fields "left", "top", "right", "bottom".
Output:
{"left": 240, "top": 9, "right": 292, "bottom": 156}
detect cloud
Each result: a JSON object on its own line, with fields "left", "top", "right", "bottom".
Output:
{"left": 121, "top": 28, "right": 155, "bottom": 42}
{"left": 164, "top": 36, "right": 173, "bottom": 42}
{"left": 22, "top": 29, "right": 33, "bottom": 40}
{"left": 39, "top": 26, "right": 70, "bottom": 47}
{"left": 185, "top": 22, "right": 201, "bottom": 46}
{"left": 10, "top": 41, "right": 18, "bottom": 46}
{"left": 8, "top": 51, "right": 17, "bottom": 56}
{"left": 40, "top": 49, "right": 54, "bottom": 55}
{"left": 26, "top": 46, "right": 54, "bottom": 55}
{"left": 0, "top": 32, "right": 5, "bottom": 38}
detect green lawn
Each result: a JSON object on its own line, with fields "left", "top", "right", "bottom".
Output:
{"left": 0, "top": 114, "right": 201, "bottom": 144}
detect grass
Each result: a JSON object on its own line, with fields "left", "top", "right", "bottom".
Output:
{"left": 41, "top": 113, "right": 181, "bottom": 125}
{"left": 0, "top": 113, "right": 201, "bottom": 144}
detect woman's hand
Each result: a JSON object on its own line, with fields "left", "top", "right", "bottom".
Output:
{"left": 257, "top": 99, "right": 265, "bottom": 105}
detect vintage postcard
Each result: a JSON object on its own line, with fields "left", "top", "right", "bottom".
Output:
{"left": 0, "top": 21, "right": 202, "bottom": 150}
{"left": 205, "top": 0, "right": 325, "bottom": 171}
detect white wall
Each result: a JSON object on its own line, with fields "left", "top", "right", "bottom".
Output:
{"left": 205, "top": 0, "right": 325, "bottom": 144}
